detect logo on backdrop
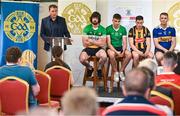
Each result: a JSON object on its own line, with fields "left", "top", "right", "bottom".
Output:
{"left": 62, "top": 2, "right": 92, "bottom": 35}
{"left": 168, "top": 2, "right": 180, "bottom": 45}
{"left": 4, "top": 10, "right": 35, "bottom": 43}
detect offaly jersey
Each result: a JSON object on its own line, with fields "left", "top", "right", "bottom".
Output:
{"left": 106, "top": 25, "right": 127, "bottom": 47}
{"left": 83, "top": 24, "right": 106, "bottom": 48}
{"left": 153, "top": 26, "right": 176, "bottom": 50}
{"left": 128, "top": 26, "right": 151, "bottom": 52}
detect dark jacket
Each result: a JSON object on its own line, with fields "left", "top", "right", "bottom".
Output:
{"left": 40, "top": 16, "right": 70, "bottom": 51}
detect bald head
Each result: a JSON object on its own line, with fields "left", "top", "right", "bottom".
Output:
{"left": 123, "top": 68, "right": 150, "bottom": 96}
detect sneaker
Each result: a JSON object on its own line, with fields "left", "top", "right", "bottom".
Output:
{"left": 119, "top": 72, "right": 125, "bottom": 81}
{"left": 114, "top": 72, "right": 119, "bottom": 82}
{"left": 97, "top": 69, "right": 103, "bottom": 78}
{"left": 87, "top": 68, "right": 94, "bottom": 77}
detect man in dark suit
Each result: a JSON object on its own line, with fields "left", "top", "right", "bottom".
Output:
{"left": 40, "top": 4, "right": 70, "bottom": 51}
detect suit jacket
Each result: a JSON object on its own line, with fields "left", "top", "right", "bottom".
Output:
{"left": 40, "top": 16, "right": 70, "bottom": 51}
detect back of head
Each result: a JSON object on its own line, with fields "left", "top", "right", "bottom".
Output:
{"left": 52, "top": 46, "right": 63, "bottom": 58}
{"left": 138, "top": 58, "right": 158, "bottom": 75}
{"left": 90, "top": 11, "right": 101, "bottom": 23}
{"left": 62, "top": 87, "right": 98, "bottom": 116}
{"left": 6, "top": 46, "right": 22, "bottom": 63}
{"left": 124, "top": 68, "right": 150, "bottom": 96}
{"left": 163, "top": 51, "right": 177, "bottom": 67}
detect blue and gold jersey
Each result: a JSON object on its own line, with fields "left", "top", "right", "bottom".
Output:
{"left": 153, "top": 26, "right": 176, "bottom": 49}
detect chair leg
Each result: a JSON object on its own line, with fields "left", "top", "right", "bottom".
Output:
{"left": 110, "top": 69, "right": 114, "bottom": 93}
{"left": 83, "top": 68, "right": 87, "bottom": 86}
{"left": 102, "top": 66, "right": 107, "bottom": 92}
{"left": 93, "top": 59, "right": 98, "bottom": 89}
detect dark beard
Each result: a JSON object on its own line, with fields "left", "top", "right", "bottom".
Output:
{"left": 92, "top": 21, "right": 98, "bottom": 25}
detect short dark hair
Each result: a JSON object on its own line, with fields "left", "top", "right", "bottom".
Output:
{"left": 49, "top": 4, "right": 57, "bottom": 11}
{"left": 160, "top": 12, "right": 168, "bottom": 17}
{"left": 113, "top": 13, "right": 121, "bottom": 20}
{"left": 6, "top": 46, "right": 22, "bottom": 63}
{"left": 52, "top": 46, "right": 63, "bottom": 58}
{"left": 136, "top": 15, "right": 143, "bottom": 21}
{"left": 163, "top": 51, "right": 177, "bottom": 67}
{"left": 90, "top": 11, "right": 101, "bottom": 23}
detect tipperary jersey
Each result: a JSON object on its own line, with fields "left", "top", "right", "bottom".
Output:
{"left": 83, "top": 24, "right": 106, "bottom": 48}
{"left": 153, "top": 26, "right": 176, "bottom": 50}
{"left": 106, "top": 25, "right": 127, "bottom": 47}
{"left": 128, "top": 26, "right": 151, "bottom": 52}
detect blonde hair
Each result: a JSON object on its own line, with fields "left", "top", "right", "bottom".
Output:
{"left": 62, "top": 87, "right": 98, "bottom": 116}
{"left": 138, "top": 58, "right": 158, "bottom": 74}
{"left": 21, "top": 50, "right": 36, "bottom": 70}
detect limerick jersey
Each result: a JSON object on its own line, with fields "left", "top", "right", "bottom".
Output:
{"left": 106, "top": 25, "right": 127, "bottom": 47}
{"left": 153, "top": 26, "right": 176, "bottom": 50}
{"left": 128, "top": 26, "right": 151, "bottom": 52}
{"left": 83, "top": 24, "right": 106, "bottom": 48}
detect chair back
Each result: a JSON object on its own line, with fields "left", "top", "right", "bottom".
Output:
{"left": 150, "top": 90, "right": 174, "bottom": 110}
{"left": 102, "top": 103, "right": 167, "bottom": 116}
{"left": 34, "top": 70, "right": 51, "bottom": 105}
{"left": 0, "top": 76, "right": 29, "bottom": 115}
{"left": 45, "top": 66, "right": 71, "bottom": 100}
{"left": 157, "top": 82, "right": 180, "bottom": 115}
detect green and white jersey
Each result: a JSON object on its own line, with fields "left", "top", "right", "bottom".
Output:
{"left": 106, "top": 25, "right": 127, "bottom": 47}
{"left": 83, "top": 24, "right": 106, "bottom": 48}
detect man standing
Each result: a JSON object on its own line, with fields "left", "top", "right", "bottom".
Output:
{"left": 106, "top": 13, "right": 131, "bottom": 81}
{"left": 153, "top": 12, "right": 176, "bottom": 65}
{"left": 79, "top": 11, "right": 107, "bottom": 78}
{"left": 40, "top": 4, "right": 70, "bottom": 51}
{"left": 128, "top": 15, "right": 153, "bottom": 67}
{"left": 0, "top": 47, "right": 40, "bottom": 107}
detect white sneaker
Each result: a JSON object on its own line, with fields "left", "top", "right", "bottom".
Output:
{"left": 119, "top": 72, "right": 125, "bottom": 81}
{"left": 114, "top": 72, "right": 119, "bottom": 82}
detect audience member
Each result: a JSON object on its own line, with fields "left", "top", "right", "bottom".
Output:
{"left": 44, "top": 46, "right": 71, "bottom": 71}
{"left": 156, "top": 51, "right": 180, "bottom": 86}
{"left": 138, "top": 58, "right": 173, "bottom": 99}
{"left": 103, "top": 68, "right": 172, "bottom": 115}
{"left": 62, "top": 87, "right": 98, "bottom": 116}
{"left": 0, "top": 46, "right": 40, "bottom": 107}
{"left": 174, "top": 52, "right": 180, "bottom": 75}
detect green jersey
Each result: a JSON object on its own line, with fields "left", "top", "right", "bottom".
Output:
{"left": 106, "top": 25, "right": 127, "bottom": 47}
{"left": 83, "top": 24, "right": 106, "bottom": 48}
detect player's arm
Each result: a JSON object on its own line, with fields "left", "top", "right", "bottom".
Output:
{"left": 129, "top": 37, "right": 143, "bottom": 55}
{"left": 145, "top": 29, "right": 151, "bottom": 54}
{"left": 169, "top": 28, "right": 176, "bottom": 51}
{"left": 82, "top": 35, "right": 93, "bottom": 47}
{"left": 92, "top": 36, "right": 106, "bottom": 47}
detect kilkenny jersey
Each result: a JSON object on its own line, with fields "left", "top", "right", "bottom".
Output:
{"left": 153, "top": 26, "right": 176, "bottom": 50}
{"left": 106, "top": 25, "right": 127, "bottom": 47}
{"left": 83, "top": 24, "right": 106, "bottom": 48}
{"left": 128, "top": 26, "right": 151, "bottom": 52}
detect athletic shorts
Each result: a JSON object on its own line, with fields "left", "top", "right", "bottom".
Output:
{"left": 82, "top": 48, "right": 102, "bottom": 56}
{"left": 107, "top": 46, "right": 123, "bottom": 52}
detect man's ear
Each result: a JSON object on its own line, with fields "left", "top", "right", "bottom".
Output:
{"left": 144, "top": 88, "right": 151, "bottom": 99}
{"left": 161, "top": 59, "right": 164, "bottom": 65}
{"left": 122, "top": 84, "right": 127, "bottom": 96}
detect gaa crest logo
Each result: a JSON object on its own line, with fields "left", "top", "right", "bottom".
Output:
{"left": 62, "top": 2, "right": 92, "bottom": 35}
{"left": 168, "top": 2, "right": 180, "bottom": 44}
{"left": 4, "top": 10, "right": 35, "bottom": 43}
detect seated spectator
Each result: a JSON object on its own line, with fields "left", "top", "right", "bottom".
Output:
{"left": 174, "top": 52, "right": 180, "bottom": 75}
{"left": 61, "top": 87, "right": 98, "bottom": 116}
{"left": 0, "top": 46, "right": 40, "bottom": 107}
{"left": 138, "top": 58, "right": 173, "bottom": 99}
{"left": 44, "top": 46, "right": 74, "bottom": 85}
{"left": 103, "top": 68, "right": 172, "bottom": 115}
{"left": 156, "top": 51, "right": 180, "bottom": 86}
{"left": 44, "top": 46, "right": 71, "bottom": 71}
{"left": 20, "top": 50, "right": 36, "bottom": 70}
